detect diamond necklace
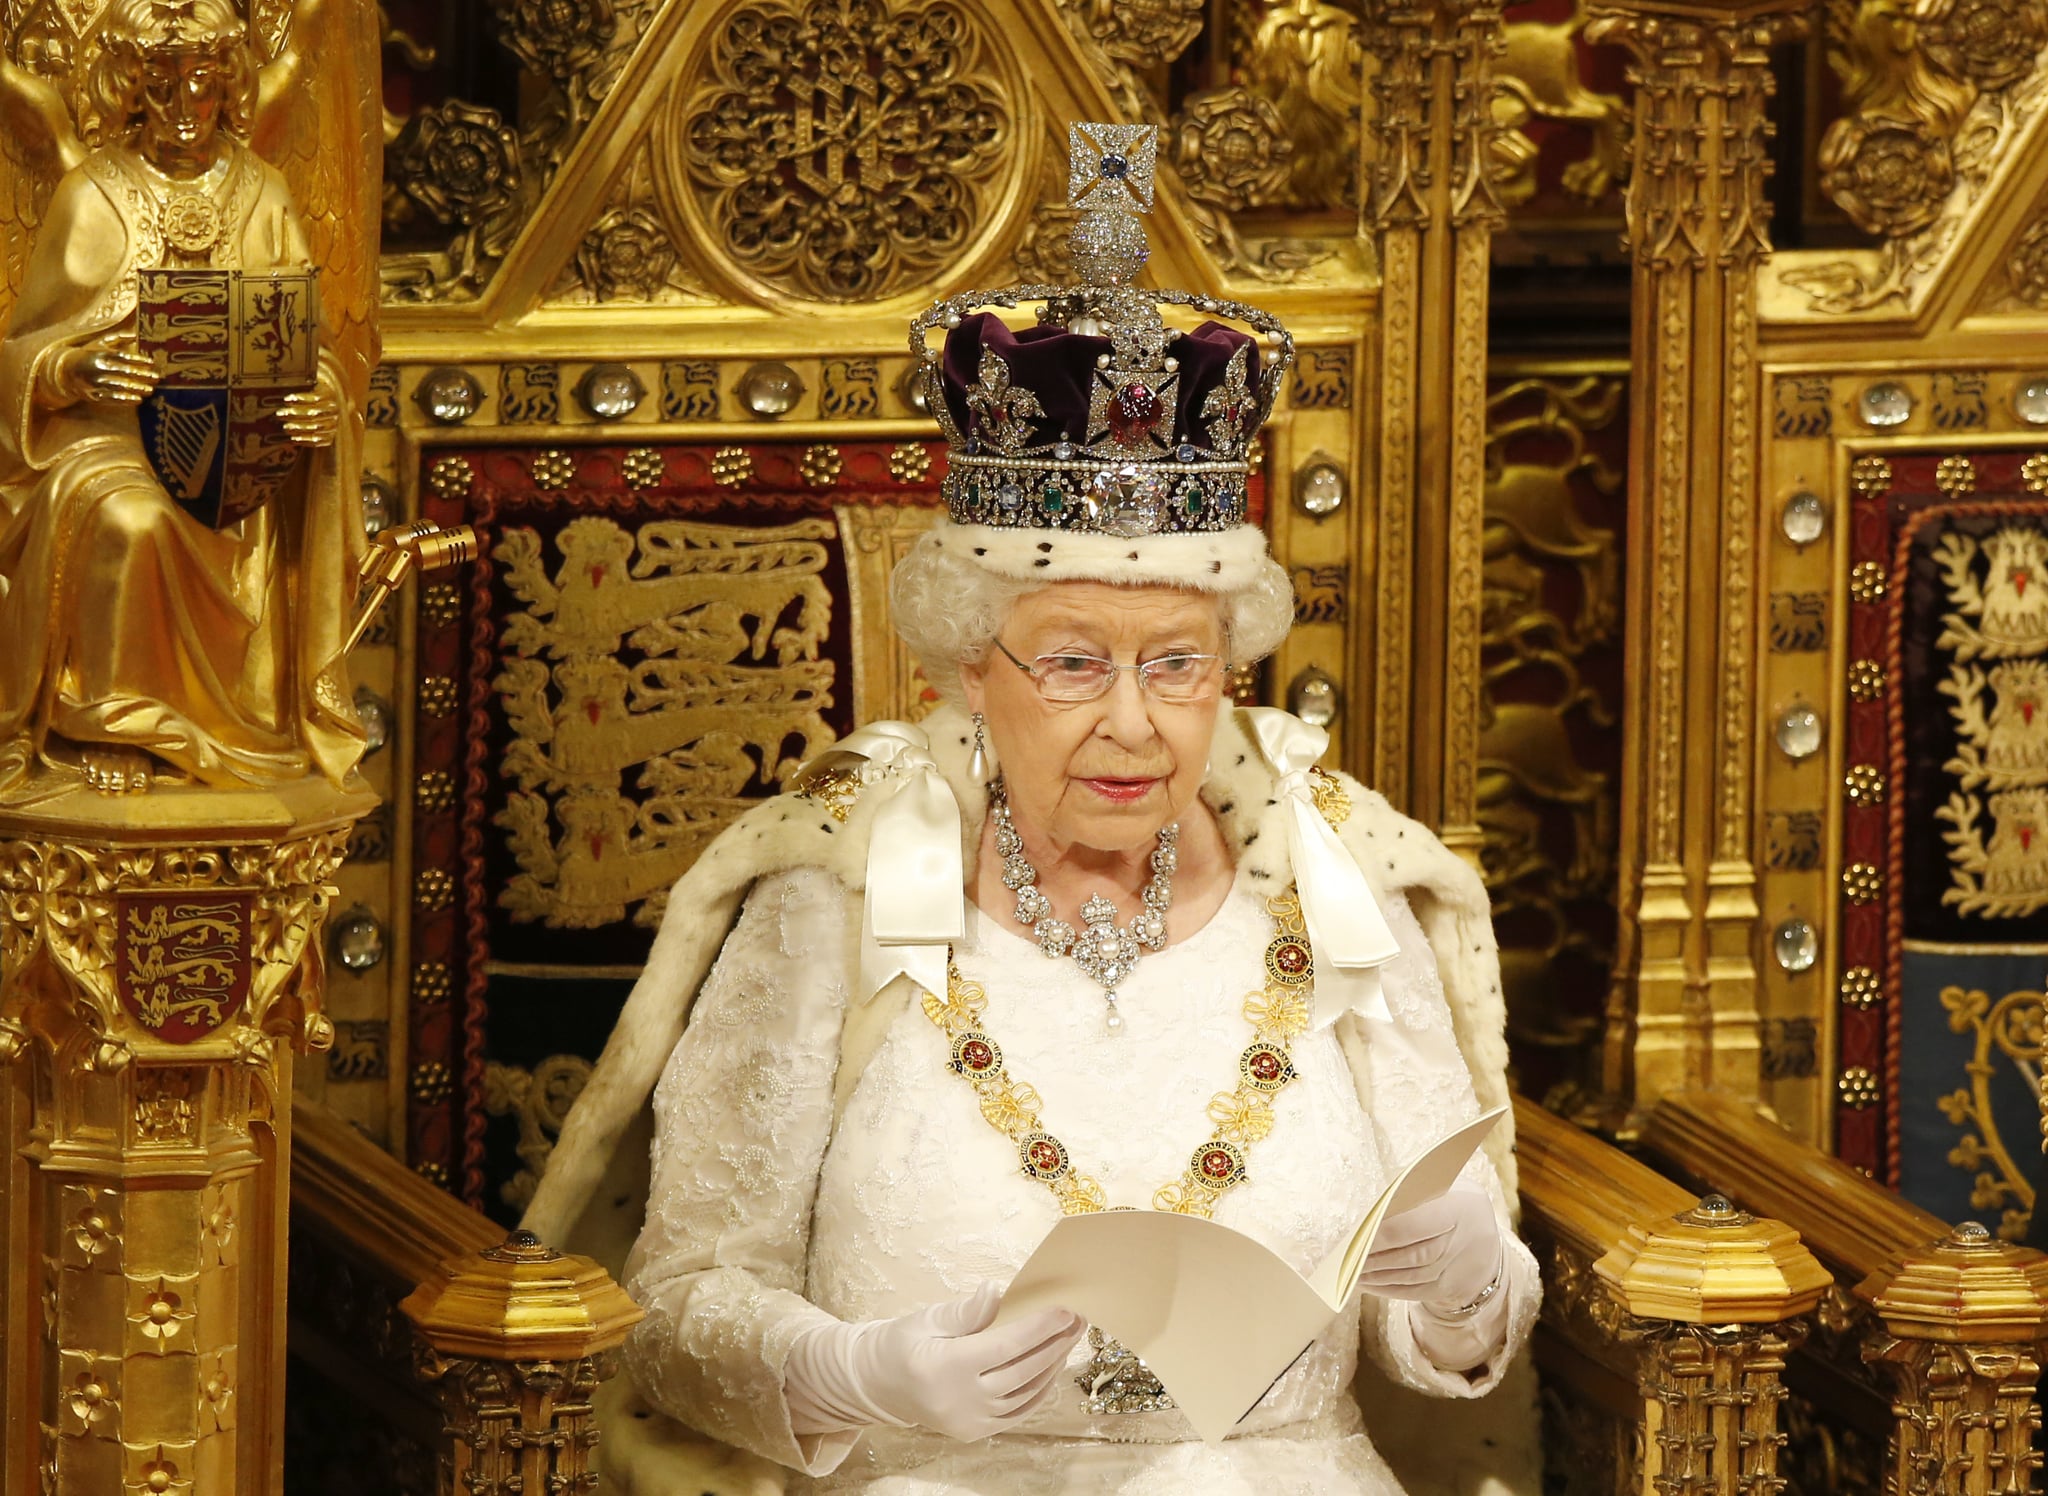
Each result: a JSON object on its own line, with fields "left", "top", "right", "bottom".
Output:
{"left": 989, "top": 779, "right": 1176, "bottom": 1034}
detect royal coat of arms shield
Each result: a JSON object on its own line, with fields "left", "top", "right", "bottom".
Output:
{"left": 114, "top": 891, "right": 255, "bottom": 1043}
{"left": 136, "top": 267, "right": 320, "bottom": 529}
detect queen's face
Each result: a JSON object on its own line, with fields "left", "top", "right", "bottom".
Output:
{"left": 138, "top": 47, "right": 231, "bottom": 175}
{"left": 961, "top": 582, "right": 1227, "bottom": 856}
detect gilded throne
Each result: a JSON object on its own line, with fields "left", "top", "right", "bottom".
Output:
{"left": 8, "top": 0, "right": 2048, "bottom": 1492}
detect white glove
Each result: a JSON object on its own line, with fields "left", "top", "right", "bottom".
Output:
{"left": 1354, "top": 1186, "right": 1504, "bottom": 1311}
{"left": 785, "top": 1282, "right": 1086, "bottom": 1443}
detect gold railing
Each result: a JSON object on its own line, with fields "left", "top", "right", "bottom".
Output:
{"left": 288, "top": 1089, "right": 2048, "bottom": 1496}
{"left": 1642, "top": 1091, "right": 2048, "bottom": 1496}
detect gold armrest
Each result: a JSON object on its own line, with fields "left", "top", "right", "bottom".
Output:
{"left": 1516, "top": 1096, "right": 1830, "bottom": 1495}
{"left": 292, "top": 1094, "right": 502, "bottom": 1278}
{"left": 1517, "top": 1093, "right": 1696, "bottom": 1261}
{"left": 290, "top": 1098, "right": 641, "bottom": 1495}
{"left": 1639, "top": 1089, "right": 1945, "bottom": 1279}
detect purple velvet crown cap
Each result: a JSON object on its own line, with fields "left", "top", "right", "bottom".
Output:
{"left": 939, "top": 312, "right": 1260, "bottom": 454}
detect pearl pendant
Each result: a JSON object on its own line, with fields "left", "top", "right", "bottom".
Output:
{"left": 988, "top": 785, "right": 1173, "bottom": 1038}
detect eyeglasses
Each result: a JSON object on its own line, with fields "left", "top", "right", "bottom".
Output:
{"left": 994, "top": 638, "right": 1224, "bottom": 704}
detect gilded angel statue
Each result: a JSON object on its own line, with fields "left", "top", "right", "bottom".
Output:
{"left": 0, "top": 0, "right": 380, "bottom": 800}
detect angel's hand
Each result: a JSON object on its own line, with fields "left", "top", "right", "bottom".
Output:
{"left": 53, "top": 343, "right": 158, "bottom": 406}
{"left": 279, "top": 388, "right": 339, "bottom": 447}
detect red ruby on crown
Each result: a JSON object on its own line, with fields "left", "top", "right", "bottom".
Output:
{"left": 1106, "top": 382, "right": 1162, "bottom": 446}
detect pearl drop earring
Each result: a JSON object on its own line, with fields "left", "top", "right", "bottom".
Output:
{"left": 969, "top": 712, "right": 991, "bottom": 782}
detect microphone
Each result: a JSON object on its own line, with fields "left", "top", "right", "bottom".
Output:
{"left": 344, "top": 520, "right": 478, "bottom": 655}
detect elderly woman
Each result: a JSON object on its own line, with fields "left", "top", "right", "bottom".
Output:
{"left": 522, "top": 129, "right": 1536, "bottom": 1495}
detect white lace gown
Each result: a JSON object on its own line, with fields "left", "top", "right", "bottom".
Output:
{"left": 622, "top": 866, "right": 1539, "bottom": 1495}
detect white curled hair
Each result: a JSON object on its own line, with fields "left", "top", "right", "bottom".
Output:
{"left": 888, "top": 528, "right": 1296, "bottom": 707}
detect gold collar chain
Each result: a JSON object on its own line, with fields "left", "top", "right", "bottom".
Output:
{"left": 921, "top": 887, "right": 1316, "bottom": 1218}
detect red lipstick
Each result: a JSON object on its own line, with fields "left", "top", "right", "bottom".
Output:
{"left": 1083, "top": 778, "right": 1159, "bottom": 804}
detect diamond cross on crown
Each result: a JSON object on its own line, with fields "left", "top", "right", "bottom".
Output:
{"left": 1068, "top": 123, "right": 1157, "bottom": 214}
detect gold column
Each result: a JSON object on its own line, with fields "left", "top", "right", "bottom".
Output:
{"left": 1364, "top": 0, "right": 1505, "bottom": 855}
{"left": 401, "top": 1230, "right": 643, "bottom": 1496}
{"left": 0, "top": 788, "right": 368, "bottom": 1495}
{"left": 1860, "top": 1223, "right": 2048, "bottom": 1495}
{"left": 1597, "top": 1194, "right": 1831, "bottom": 1494}
{"left": 1585, "top": 0, "right": 1809, "bottom": 1111}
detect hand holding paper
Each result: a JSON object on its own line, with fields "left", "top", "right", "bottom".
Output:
{"left": 995, "top": 1107, "right": 1508, "bottom": 1442}
{"left": 1352, "top": 1187, "right": 1504, "bottom": 1307}
{"left": 787, "top": 1282, "right": 1088, "bottom": 1442}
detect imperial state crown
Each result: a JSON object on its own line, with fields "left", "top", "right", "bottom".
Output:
{"left": 912, "top": 123, "right": 1294, "bottom": 541}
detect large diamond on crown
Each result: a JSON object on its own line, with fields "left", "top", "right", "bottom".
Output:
{"left": 1089, "top": 465, "right": 1166, "bottom": 536}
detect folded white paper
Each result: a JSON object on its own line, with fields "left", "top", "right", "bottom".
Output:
{"left": 994, "top": 1106, "right": 1507, "bottom": 1441}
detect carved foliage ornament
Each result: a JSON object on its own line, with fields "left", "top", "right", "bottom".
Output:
{"left": 2010, "top": 219, "right": 2048, "bottom": 308}
{"left": 1921, "top": 0, "right": 2048, "bottom": 88}
{"left": 1071, "top": 0, "right": 1204, "bottom": 67}
{"left": 1814, "top": 0, "right": 2048, "bottom": 238}
{"left": 670, "top": 0, "right": 1013, "bottom": 303}
{"left": 387, "top": 101, "right": 523, "bottom": 232}
{"left": 492, "top": 0, "right": 617, "bottom": 82}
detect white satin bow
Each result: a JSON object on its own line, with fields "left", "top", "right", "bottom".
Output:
{"left": 799, "top": 722, "right": 964, "bottom": 1003}
{"left": 1242, "top": 708, "right": 1399, "bottom": 1025}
